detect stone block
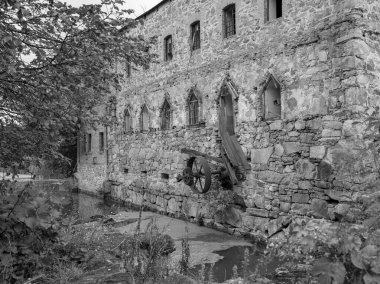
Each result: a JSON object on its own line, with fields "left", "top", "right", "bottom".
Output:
{"left": 269, "top": 120, "right": 282, "bottom": 131}
{"left": 310, "top": 199, "right": 329, "bottom": 219}
{"left": 292, "top": 193, "right": 310, "bottom": 204}
{"left": 246, "top": 208, "right": 269, "bottom": 218}
{"left": 325, "top": 190, "right": 352, "bottom": 202}
{"left": 291, "top": 203, "right": 310, "bottom": 215}
{"left": 310, "top": 146, "right": 326, "bottom": 159}
{"left": 323, "top": 121, "right": 343, "bottom": 130}
{"left": 242, "top": 215, "right": 268, "bottom": 232}
{"left": 251, "top": 147, "right": 274, "bottom": 164}
{"left": 273, "top": 144, "right": 284, "bottom": 157}
{"left": 283, "top": 142, "right": 301, "bottom": 154}
{"left": 182, "top": 199, "right": 199, "bottom": 218}
{"left": 298, "top": 180, "right": 312, "bottom": 190}
{"left": 167, "top": 198, "right": 180, "bottom": 213}
{"left": 322, "top": 129, "right": 341, "bottom": 138}
{"left": 280, "top": 202, "right": 291, "bottom": 213}
{"left": 342, "top": 120, "right": 366, "bottom": 138}
{"left": 295, "top": 120, "right": 306, "bottom": 130}
{"left": 254, "top": 195, "right": 266, "bottom": 209}
{"left": 333, "top": 203, "right": 351, "bottom": 216}
{"left": 156, "top": 196, "right": 167, "bottom": 210}
{"left": 295, "top": 159, "right": 316, "bottom": 179}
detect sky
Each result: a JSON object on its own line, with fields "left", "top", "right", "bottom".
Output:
{"left": 63, "top": 0, "right": 162, "bottom": 18}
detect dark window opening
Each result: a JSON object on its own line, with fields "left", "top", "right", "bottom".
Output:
{"left": 164, "top": 35, "right": 173, "bottom": 61}
{"left": 87, "top": 133, "right": 92, "bottom": 153}
{"left": 125, "top": 62, "right": 131, "bottom": 78}
{"left": 188, "top": 92, "right": 199, "bottom": 125}
{"left": 191, "top": 21, "right": 201, "bottom": 50}
{"left": 267, "top": 0, "right": 282, "bottom": 21}
{"left": 81, "top": 134, "right": 86, "bottom": 154}
{"left": 140, "top": 105, "right": 149, "bottom": 132}
{"left": 141, "top": 170, "right": 147, "bottom": 174}
{"left": 99, "top": 132, "right": 104, "bottom": 152}
{"left": 124, "top": 168, "right": 129, "bottom": 173}
{"left": 123, "top": 109, "right": 132, "bottom": 133}
{"left": 161, "top": 99, "right": 171, "bottom": 130}
{"left": 161, "top": 173, "right": 169, "bottom": 180}
{"left": 223, "top": 4, "right": 236, "bottom": 38}
{"left": 264, "top": 78, "right": 281, "bottom": 119}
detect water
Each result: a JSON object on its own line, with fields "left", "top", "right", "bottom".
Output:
{"left": 54, "top": 190, "right": 293, "bottom": 283}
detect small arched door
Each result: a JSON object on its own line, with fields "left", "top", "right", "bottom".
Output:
{"left": 219, "top": 86, "right": 235, "bottom": 136}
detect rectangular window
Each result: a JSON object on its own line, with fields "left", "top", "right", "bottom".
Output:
{"left": 191, "top": 21, "right": 201, "bottom": 50}
{"left": 267, "top": 0, "right": 282, "bottom": 22}
{"left": 81, "top": 134, "right": 86, "bottom": 154}
{"left": 87, "top": 133, "right": 92, "bottom": 153}
{"left": 125, "top": 62, "right": 131, "bottom": 78}
{"left": 223, "top": 4, "right": 236, "bottom": 38}
{"left": 164, "top": 35, "right": 173, "bottom": 61}
{"left": 99, "top": 132, "right": 104, "bottom": 152}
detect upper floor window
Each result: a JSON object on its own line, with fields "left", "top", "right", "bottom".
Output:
{"left": 161, "top": 99, "right": 171, "bottom": 130}
{"left": 81, "top": 134, "right": 86, "bottom": 154}
{"left": 164, "top": 35, "right": 173, "bottom": 61}
{"left": 123, "top": 109, "right": 132, "bottom": 133}
{"left": 188, "top": 91, "right": 199, "bottom": 125}
{"left": 125, "top": 62, "right": 131, "bottom": 78}
{"left": 99, "top": 132, "right": 104, "bottom": 152}
{"left": 266, "top": 0, "right": 282, "bottom": 22}
{"left": 191, "top": 21, "right": 201, "bottom": 50}
{"left": 87, "top": 133, "right": 92, "bottom": 153}
{"left": 264, "top": 76, "right": 281, "bottom": 119}
{"left": 140, "top": 105, "right": 149, "bottom": 132}
{"left": 223, "top": 4, "right": 236, "bottom": 38}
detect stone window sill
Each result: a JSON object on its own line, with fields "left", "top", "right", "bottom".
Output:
{"left": 186, "top": 122, "right": 206, "bottom": 129}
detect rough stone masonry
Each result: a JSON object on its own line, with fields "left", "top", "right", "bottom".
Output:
{"left": 76, "top": 0, "right": 380, "bottom": 238}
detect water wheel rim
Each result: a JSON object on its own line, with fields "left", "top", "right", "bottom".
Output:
{"left": 191, "top": 157, "right": 211, "bottom": 193}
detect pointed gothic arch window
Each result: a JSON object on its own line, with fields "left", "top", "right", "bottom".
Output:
{"left": 140, "top": 105, "right": 149, "bottom": 132}
{"left": 161, "top": 99, "right": 171, "bottom": 130}
{"left": 188, "top": 91, "right": 199, "bottom": 125}
{"left": 263, "top": 76, "right": 281, "bottom": 119}
{"left": 123, "top": 108, "right": 132, "bottom": 133}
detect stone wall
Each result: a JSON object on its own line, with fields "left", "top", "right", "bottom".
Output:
{"left": 77, "top": 0, "right": 380, "bottom": 237}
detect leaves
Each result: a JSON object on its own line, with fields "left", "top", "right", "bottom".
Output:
{"left": 0, "top": 0, "right": 155, "bottom": 167}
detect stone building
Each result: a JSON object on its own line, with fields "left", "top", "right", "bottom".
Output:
{"left": 76, "top": 0, "right": 380, "bottom": 237}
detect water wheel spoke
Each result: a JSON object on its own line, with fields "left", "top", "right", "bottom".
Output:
{"left": 193, "top": 160, "right": 199, "bottom": 172}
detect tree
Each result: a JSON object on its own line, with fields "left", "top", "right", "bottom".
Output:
{"left": 0, "top": 0, "right": 154, "bottom": 170}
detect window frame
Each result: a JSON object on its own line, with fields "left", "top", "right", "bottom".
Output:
{"left": 87, "top": 133, "right": 92, "bottom": 153}
{"left": 188, "top": 91, "right": 199, "bottom": 125}
{"left": 123, "top": 109, "right": 132, "bottom": 134}
{"left": 99, "top": 132, "right": 104, "bottom": 152}
{"left": 223, "top": 4, "right": 236, "bottom": 38}
{"left": 190, "top": 21, "right": 201, "bottom": 51}
{"left": 164, "top": 35, "right": 173, "bottom": 61}
{"left": 140, "top": 105, "right": 149, "bottom": 132}
{"left": 266, "top": 0, "right": 283, "bottom": 22}
{"left": 161, "top": 99, "right": 171, "bottom": 130}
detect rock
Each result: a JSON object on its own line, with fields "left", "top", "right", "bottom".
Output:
{"left": 295, "top": 159, "right": 316, "bottom": 179}
{"left": 310, "top": 146, "right": 326, "bottom": 159}
{"left": 295, "top": 120, "right": 306, "bottom": 130}
{"left": 310, "top": 199, "right": 329, "bottom": 219}
{"left": 283, "top": 142, "right": 301, "bottom": 154}
{"left": 246, "top": 208, "right": 269, "bottom": 218}
{"left": 321, "top": 129, "right": 341, "bottom": 138}
{"left": 274, "top": 144, "right": 285, "bottom": 157}
{"left": 292, "top": 193, "right": 310, "bottom": 204}
{"left": 325, "top": 190, "right": 352, "bottom": 202}
{"left": 224, "top": 206, "right": 243, "bottom": 227}
{"left": 167, "top": 198, "right": 180, "bottom": 213}
{"left": 251, "top": 147, "right": 274, "bottom": 164}
{"left": 280, "top": 202, "right": 291, "bottom": 213}
{"left": 291, "top": 204, "right": 310, "bottom": 215}
{"left": 333, "top": 203, "right": 351, "bottom": 217}
{"left": 254, "top": 195, "right": 266, "bottom": 209}
{"left": 269, "top": 120, "right": 282, "bottom": 130}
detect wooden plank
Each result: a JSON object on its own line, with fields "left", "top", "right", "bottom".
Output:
{"left": 180, "top": 148, "right": 224, "bottom": 164}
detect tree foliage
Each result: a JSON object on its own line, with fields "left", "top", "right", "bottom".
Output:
{"left": 0, "top": 0, "right": 154, "bottom": 168}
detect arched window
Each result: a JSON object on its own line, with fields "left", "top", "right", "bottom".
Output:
{"left": 161, "top": 99, "right": 171, "bottom": 130}
{"left": 140, "top": 105, "right": 149, "bottom": 132}
{"left": 188, "top": 91, "right": 199, "bottom": 125}
{"left": 123, "top": 109, "right": 132, "bottom": 133}
{"left": 264, "top": 77, "right": 281, "bottom": 119}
